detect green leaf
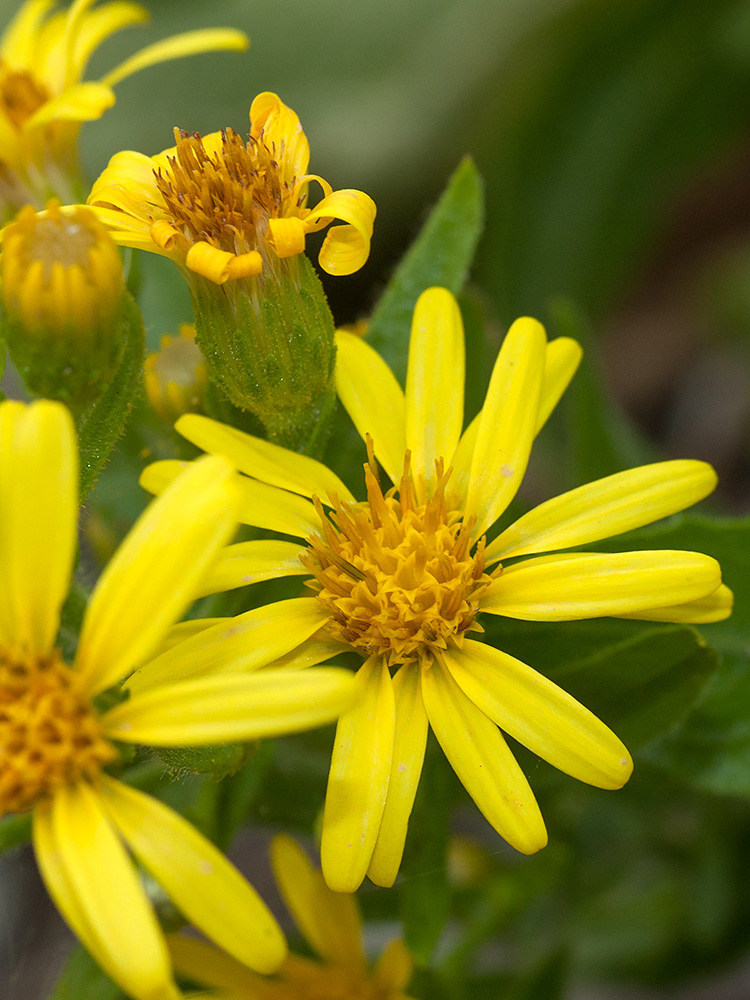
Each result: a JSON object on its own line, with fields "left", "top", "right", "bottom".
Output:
{"left": 48, "top": 945, "right": 124, "bottom": 1000}
{"left": 549, "top": 625, "right": 718, "bottom": 749}
{"left": 367, "top": 157, "right": 484, "bottom": 383}
{"left": 400, "top": 743, "right": 451, "bottom": 965}
{"left": 0, "top": 812, "right": 31, "bottom": 854}
{"left": 77, "top": 292, "right": 145, "bottom": 500}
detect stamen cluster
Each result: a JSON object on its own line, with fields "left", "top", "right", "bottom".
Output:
{"left": 305, "top": 455, "right": 498, "bottom": 666}
{"left": 155, "top": 127, "right": 301, "bottom": 257}
{"left": 0, "top": 63, "right": 48, "bottom": 129}
{"left": 0, "top": 648, "right": 116, "bottom": 815}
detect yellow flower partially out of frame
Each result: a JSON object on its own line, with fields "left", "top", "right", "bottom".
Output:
{"left": 86, "top": 91, "right": 377, "bottom": 283}
{"left": 0, "top": 400, "right": 355, "bottom": 1000}
{"left": 139, "top": 288, "right": 731, "bottom": 894}
{"left": 168, "top": 834, "right": 414, "bottom": 1000}
{"left": 0, "top": 0, "right": 248, "bottom": 215}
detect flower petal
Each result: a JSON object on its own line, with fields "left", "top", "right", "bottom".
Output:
{"left": 334, "top": 328, "right": 406, "bottom": 485}
{"left": 445, "top": 641, "right": 632, "bottom": 789}
{"left": 152, "top": 618, "right": 227, "bottom": 657}
{"left": 168, "top": 935, "right": 271, "bottom": 996}
{"left": 306, "top": 190, "right": 377, "bottom": 276}
{"left": 71, "top": 2, "right": 150, "bottom": 80}
{"left": 100, "top": 27, "right": 248, "bottom": 87}
{"left": 421, "top": 659, "right": 547, "bottom": 854}
{"left": 125, "top": 598, "right": 329, "bottom": 693}
{"left": 75, "top": 456, "right": 239, "bottom": 695}
{"left": 250, "top": 92, "right": 310, "bottom": 183}
{"left": 463, "top": 317, "right": 547, "bottom": 538}
{"left": 99, "top": 776, "right": 286, "bottom": 975}
{"left": 193, "top": 539, "right": 307, "bottom": 599}
{"left": 367, "top": 664, "right": 428, "bottom": 888}
{"left": 617, "top": 583, "right": 733, "bottom": 623}
{"left": 405, "top": 288, "right": 464, "bottom": 500}
{"left": 140, "top": 459, "right": 320, "bottom": 538}
{"left": 485, "top": 460, "right": 718, "bottom": 563}
{"left": 33, "top": 784, "right": 177, "bottom": 1000}
{"left": 0, "top": 401, "right": 77, "bottom": 655}
{"left": 271, "top": 834, "right": 364, "bottom": 967}
{"left": 103, "top": 668, "right": 355, "bottom": 745}
{"left": 321, "top": 657, "right": 395, "bottom": 893}
{"left": 375, "top": 939, "right": 414, "bottom": 993}
{"left": 481, "top": 551, "right": 722, "bottom": 621}
{"left": 1, "top": 0, "right": 55, "bottom": 67}
{"left": 24, "top": 81, "right": 115, "bottom": 127}
{"left": 176, "top": 414, "right": 354, "bottom": 502}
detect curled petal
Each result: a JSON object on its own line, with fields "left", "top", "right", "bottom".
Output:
{"left": 250, "top": 91, "right": 310, "bottom": 182}
{"left": 306, "top": 190, "right": 376, "bottom": 276}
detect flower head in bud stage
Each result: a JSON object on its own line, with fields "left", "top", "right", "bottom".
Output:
{"left": 0, "top": 0, "right": 248, "bottom": 218}
{"left": 169, "top": 834, "right": 414, "bottom": 1000}
{"left": 0, "top": 400, "right": 355, "bottom": 1000}
{"left": 87, "top": 92, "right": 376, "bottom": 284}
{"left": 141, "top": 287, "right": 732, "bottom": 895}
{"left": 145, "top": 323, "right": 207, "bottom": 424}
{"left": 1, "top": 199, "right": 125, "bottom": 405}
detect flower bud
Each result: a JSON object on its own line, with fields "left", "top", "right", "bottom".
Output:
{"left": 145, "top": 324, "right": 207, "bottom": 424}
{"left": 1, "top": 201, "right": 126, "bottom": 409}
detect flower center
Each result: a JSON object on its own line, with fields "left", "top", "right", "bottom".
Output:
{"left": 305, "top": 453, "right": 498, "bottom": 667}
{"left": 0, "top": 63, "right": 49, "bottom": 130}
{"left": 0, "top": 647, "right": 117, "bottom": 816}
{"left": 154, "top": 127, "right": 302, "bottom": 257}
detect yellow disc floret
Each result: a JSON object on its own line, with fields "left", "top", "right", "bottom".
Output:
{"left": 305, "top": 453, "right": 499, "bottom": 666}
{"left": 0, "top": 647, "right": 117, "bottom": 816}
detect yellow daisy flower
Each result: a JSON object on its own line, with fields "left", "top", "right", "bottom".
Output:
{"left": 140, "top": 287, "right": 731, "bottom": 894}
{"left": 168, "top": 834, "right": 413, "bottom": 1000}
{"left": 0, "top": 399, "right": 355, "bottom": 1000}
{"left": 0, "top": 0, "right": 248, "bottom": 216}
{"left": 86, "top": 91, "right": 377, "bottom": 284}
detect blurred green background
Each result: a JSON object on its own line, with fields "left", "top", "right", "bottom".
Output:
{"left": 5, "top": 0, "right": 750, "bottom": 997}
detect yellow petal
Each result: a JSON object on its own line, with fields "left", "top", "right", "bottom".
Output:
{"left": 334, "top": 328, "right": 406, "bottom": 485}
{"left": 367, "top": 664, "right": 428, "bottom": 887}
{"left": 617, "top": 583, "right": 734, "bottom": 623}
{"left": 185, "top": 241, "right": 234, "bottom": 283}
{"left": 102, "top": 667, "right": 355, "bottom": 745}
{"left": 71, "top": 2, "right": 150, "bottom": 79}
{"left": 176, "top": 413, "right": 354, "bottom": 501}
{"left": 536, "top": 336, "right": 583, "bottom": 432}
{"left": 139, "top": 459, "right": 319, "bottom": 538}
{"left": 0, "top": 0, "right": 55, "bottom": 67}
{"left": 486, "top": 460, "right": 718, "bottom": 563}
{"left": 305, "top": 190, "right": 377, "bottom": 276}
{"left": 266, "top": 636, "right": 350, "bottom": 671}
{"left": 100, "top": 27, "right": 249, "bottom": 88}
{"left": 267, "top": 215, "right": 307, "bottom": 258}
{"left": 445, "top": 641, "right": 632, "bottom": 789}
{"left": 168, "top": 935, "right": 271, "bottom": 995}
{"left": 193, "top": 539, "right": 307, "bottom": 599}
{"left": 100, "top": 777, "right": 286, "bottom": 975}
{"left": 405, "top": 288, "right": 464, "bottom": 500}
{"left": 451, "top": 336, "right": 580, "bottom": 503}
{"left": 271, "top": 834, "right": 364, "bottom": 967}
{"left": 24, "top": 81, "right": 115, "bottom": 128}
{"left": 152, "top": 618, "right": 227, "bottom": 657}
{"left": 321, "top": 657, "right": 395, "bottom": 893}
{"left": 421, "top": 659, "right": 547, "bottom": 855}
{"left": 463, "top": 317, "right": 547, "bottom": 539}
{"left": 33, "top": 784, "right": 178, "bottom": 1000}
{"left": 481, "top": 550, "right": 722, "bottom": 621}
{"left": 88, "top": 149, "right": 163, "bottom": 215}
{"left": 0, "top": 401, "right": 77, "bottom": 655}
{"left": 375, "top": 939, "right": 414, "bottom": 993}
{"left": 126, "top": 598, "right": 329, "bottom": 693}
{"left": 75, "top": 456, "right": 239, "bottom": 695}
{"left": 250, "top": 92, "right": 310, "bottom": 183}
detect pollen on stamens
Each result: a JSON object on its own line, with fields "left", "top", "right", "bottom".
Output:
{"left": 0, "top": 648, "right": 117, "bottom": 817}
{"left": 153, "top": 126, "right": 298, "bottom": 262}
{"left": 303, "top": 451, "right": 501, "bottom": 667}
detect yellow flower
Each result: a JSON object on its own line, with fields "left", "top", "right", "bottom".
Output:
{"left": 87, "top": 91, "right": 377, "bottom": 283}
{"left": 0, "top": 399, "right": 355, "bottom": 1000}
{"left": 168, "top": 834, "right": 414, "bottom": 1000}
{"left": 0, "top": 0, "right": 248, "bottom": 216}
{"left": 144, "top": 323, "right": 207, "bottom": 424}
{"left": 140, "top": 288, "right": 731, "bottom": 893}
